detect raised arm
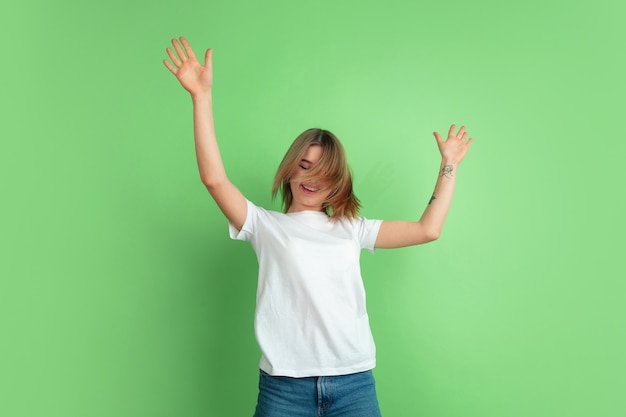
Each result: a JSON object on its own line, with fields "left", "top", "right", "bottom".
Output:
{"left": 164, "top": 37, "right": 247, "bottom": 230}
{"left": 375, "top": 124, "right": 473, "bottom": 249}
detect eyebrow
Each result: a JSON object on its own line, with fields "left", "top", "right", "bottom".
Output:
{"left": 301, "top": 159, "right": 313, "bottom": 164}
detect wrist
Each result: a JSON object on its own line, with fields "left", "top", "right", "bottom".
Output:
{"left": 439, "top": 160, "right": 458, "bottom": 179}
{"left": 440, "top": 158, "right": 459, "bottom": 168}
{"left": 190, "top": 90, "right": 212, "bottom": 103}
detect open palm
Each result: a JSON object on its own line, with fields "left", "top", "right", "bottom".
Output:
{"left": 434, "top": 124, "right": 473, "bottom": 165}
{"left": 163, "top": 37, "right": 212, "bottom": 96}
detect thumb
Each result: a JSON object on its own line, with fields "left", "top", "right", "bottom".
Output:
{"left": 204, "top": 48, "right": 212, "bottom": 67}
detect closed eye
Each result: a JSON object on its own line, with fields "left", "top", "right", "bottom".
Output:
{"left": 299, "top": 158, "right": 313, "bottom": 170}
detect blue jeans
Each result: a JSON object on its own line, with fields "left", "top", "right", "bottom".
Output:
{"left": 253, "top": 369, "right": 382, "bottom": 417}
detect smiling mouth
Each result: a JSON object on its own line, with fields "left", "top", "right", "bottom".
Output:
{"left": 301, "top": 184, "right": 320, "bottom": 193}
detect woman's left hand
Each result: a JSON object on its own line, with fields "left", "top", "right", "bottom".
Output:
{"left": 434, "top": 124, "right": 473, "bottom": 165}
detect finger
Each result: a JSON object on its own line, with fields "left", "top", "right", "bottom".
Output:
{"left": 166, "top": 47, "right": 181, "bottom": 67}
{"left": 448, "top": 124, "right": 456, "bottom": 138}
{"left": 456, "top": 125, "right": 466, "bottom": 139}
{"left": 180, "top": 36, "right": 197, "bottom": 60}
{"left": 172, "top": 38, "right": 187, "bottom": 62}
{"left": 433, "top": 131, "right": 443, "bottom": 144}
{"left": 460, "top": 131, "right": 468, "bottom": 142}
{"left": 163, "top": 59, "right": 177, "bottom": 75}
{"left": 204, "top": 48, "right": 212, "bottom": 68}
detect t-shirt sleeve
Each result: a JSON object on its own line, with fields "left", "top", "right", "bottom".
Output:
{"left": 356, "top": 217, "right": 383, "bottom": 253}
{"left": 229, "top": 199, "right": 257, "bottom": 242}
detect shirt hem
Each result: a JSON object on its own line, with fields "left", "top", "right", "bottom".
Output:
{"left": 260, "top": 359, "right": 376, "bottom": 378}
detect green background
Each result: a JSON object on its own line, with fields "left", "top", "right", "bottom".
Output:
{"left": 2, "top": 0, "right": 624, "bottom": 416}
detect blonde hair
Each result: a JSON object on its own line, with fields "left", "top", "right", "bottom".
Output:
{"left": 272, "top": 128, "right": 360, "bottom": 220}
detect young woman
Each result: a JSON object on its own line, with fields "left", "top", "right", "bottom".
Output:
{"left": 164, "top": 37, "right": 473, "bottom": 417}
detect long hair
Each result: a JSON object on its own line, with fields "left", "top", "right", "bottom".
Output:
{"left": 272, "top": 128, "right": 360, "bottom": 220}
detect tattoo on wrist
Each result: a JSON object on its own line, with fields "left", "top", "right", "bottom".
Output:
{"left": 440, "top": 164, "right": 454, "bottom": 179}
{"left": 428, "top": 195, "right": 436, "bottom": 205}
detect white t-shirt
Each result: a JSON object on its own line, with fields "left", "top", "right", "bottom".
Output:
{"left": 229, "top": 200, "right": 382, "bottom": 377}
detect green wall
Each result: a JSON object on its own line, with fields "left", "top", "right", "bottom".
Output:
{"left": 2, "top": 0, "right": 624, "bottom": 416}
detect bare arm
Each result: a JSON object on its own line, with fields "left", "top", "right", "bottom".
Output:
{"left": 375, "top": 124, "right": 473, "bottom": 249}
{"left": 164, "top": 37, "right": 247, "bottom": 229}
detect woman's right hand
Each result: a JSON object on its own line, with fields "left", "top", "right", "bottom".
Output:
{"left": 163, "top": 37, "right": 212, "bottom": 97}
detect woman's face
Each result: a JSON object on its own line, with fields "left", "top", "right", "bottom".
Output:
{"left": 287, "top": 144, "right": 332, "bottom": 213}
